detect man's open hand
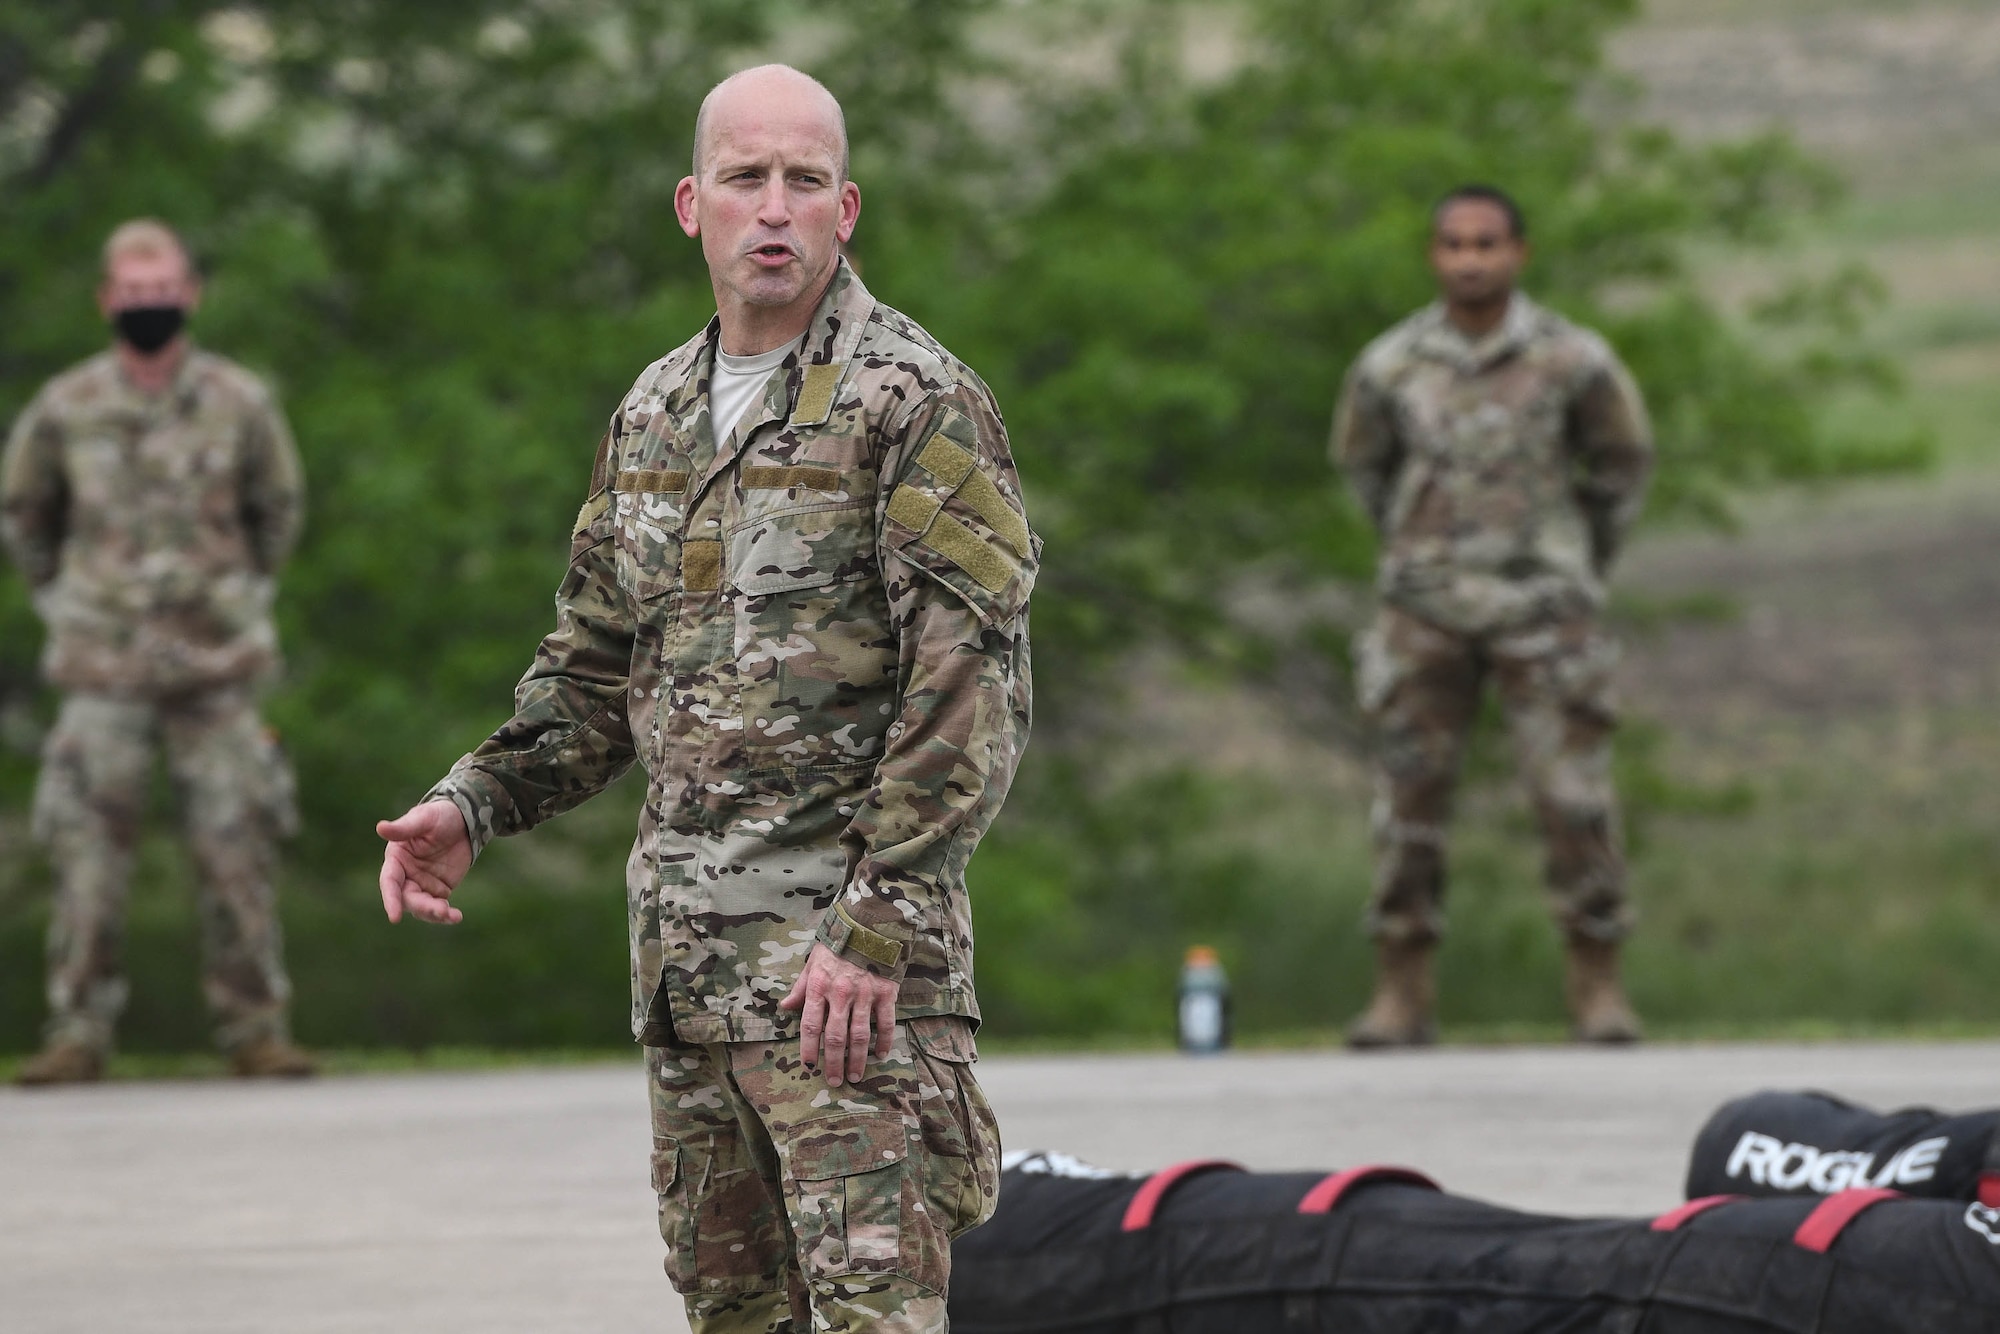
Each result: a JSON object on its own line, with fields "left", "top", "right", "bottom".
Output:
{"left": 779, "top": 943, "right": 898, "bottom": 1087}
{"left": 376, "top": 800, "right": 473, "bottom": 925}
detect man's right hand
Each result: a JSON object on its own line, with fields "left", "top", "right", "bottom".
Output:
{"left": 376, "top": 800, "right": 473, "bottom": 925}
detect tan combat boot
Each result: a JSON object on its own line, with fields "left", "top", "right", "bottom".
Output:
{"left": 229, "top": 1037, "right": 319, "bottom": 1078}
{"left": 1565, "top": 936, "right": 1642, "bottom": 1044}
{"left": 1345, "top": 939, "right": 1438, "bottom": 1049}
{"left": 15, "top": 1042, "right": 106, "bottom": 1086}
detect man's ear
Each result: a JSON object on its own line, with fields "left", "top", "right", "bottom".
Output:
{"left": 674, "top": 176, "right": 700, "bottom": 238}
{"left": 836, "top": 180, "right": 861, "bottom": 245}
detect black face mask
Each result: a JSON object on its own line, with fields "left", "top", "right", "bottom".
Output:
{"left": 112, "top": 305, "right": 188, "bottom": 354}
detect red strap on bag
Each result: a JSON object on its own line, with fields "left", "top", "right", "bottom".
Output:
{"left": 1792, "top": 1188, "right": 1901, "bottom": 1253}
{"left": 1120, "top": 1160, "right": 1245, "bottom": 1231}
{"left": 1296, "top": 1165, "right": 1441, "bottom": 1214}
{"left": 1651, "top": 1195, "right": 1742, "bottom": 1231}
{"left": 1978, "top": 1172, "right": 2000, "bottom": 1209}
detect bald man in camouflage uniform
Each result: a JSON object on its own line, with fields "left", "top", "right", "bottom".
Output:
{"left": 377, "top": 66, "right": 1030, "bottom": 1333}
{"left": 2, "top": 220, "right": 314, "bottom": 1084}
{"left": 1333, "top": 186, "right": 1653, "bottom": 1048}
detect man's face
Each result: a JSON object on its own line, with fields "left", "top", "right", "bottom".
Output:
{"left": 1428, "top": 200, "right": 1526, "bottom": 308}
{"left": 675, "top": 89, "right": 859, "bottom": 319}
{"left": 96, "top": 250, "right": 200, "bottom": 321}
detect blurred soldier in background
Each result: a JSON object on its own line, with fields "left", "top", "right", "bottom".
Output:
{"left": 1, "top": 220, "right": 313, "bottom": 1084}
{"left": 1332, "top": 185, "right": 1654, "bottom": 1048}
{"left": 376, "top": 65, "right": 1032, "bottom": 1333}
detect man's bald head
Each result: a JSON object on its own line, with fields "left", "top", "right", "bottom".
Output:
{"left": 692, "top": 64, "right": 848, "bottom": 182}
{"left": 674, "top": 61, "right": 861, "bottom": 353}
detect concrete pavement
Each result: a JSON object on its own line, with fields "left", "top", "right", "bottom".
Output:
{"left": 3, "top": 1041, "right": 1995, "bottom": 1332}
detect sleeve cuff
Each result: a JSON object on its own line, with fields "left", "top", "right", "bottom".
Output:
{"left": 816, "top": 897, "right": 910, "bottom": 980}
{"left": 421, "top": 764, "right": 511, "bottom": 863}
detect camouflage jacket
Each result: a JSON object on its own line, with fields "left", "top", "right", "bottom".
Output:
{"left": 429, "top": 262, "right": 1037, "bottom": 1044}
{"left": 0, "top": 348, "right": 304, "bottom": 695}
{"left": 1332, "top": 295, "right": 1653, "bottom": 635}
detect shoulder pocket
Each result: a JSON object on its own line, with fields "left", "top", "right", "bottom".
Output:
{"left": 883, "top": 410, "right": 1036, "bottom": 626}
{"left": 570, "top": 490, "right": 611, "bottom": 562}
{"left": 611, "top": 469, "right": 687, "bottom": 603}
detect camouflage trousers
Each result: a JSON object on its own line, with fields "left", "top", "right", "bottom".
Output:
{"left": 645, "top": 1013, "right": 1000, "bottom": 1333}
{"left": 30, "top": 688, "right": 299, "bottom": 1054}
{"left": 1355, "top": 606, "right": 1631, "bottom": 945}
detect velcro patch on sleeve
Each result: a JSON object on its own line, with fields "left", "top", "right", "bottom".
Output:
{"left": 741, "top": 465, "right": 841, "bottom": 492}
{"left": 915, "top": 434, "right": 977, "bottom": 489}
{"left": 791, "top": 363, "right": 843, "bottom": 426}
{"left": 953, "top": 468, "right": 1032, "bottom": 558}
{"left": 682, "top": 539, "right": 723, "bottom": 592}
{"left": 834, "top": 901, "right": 907, "bottom": 969}
{"left": 589, "top": 429, "right": 616, "bottom": 494}
{"left": 922, "top": 511, "right": 1021, "bottom": 594}
{"left": 573, "top": 491, "right": 610, "bottom": 536}
{"left": 615, "top": 468, "right": 689, "bottom": 494}
{"left": 886, "top": 483, "right": 944, "bottom": 536}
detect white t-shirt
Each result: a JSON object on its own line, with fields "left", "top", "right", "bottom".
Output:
{"left": 711, "top": 343, "right": 792, "bottom": 443}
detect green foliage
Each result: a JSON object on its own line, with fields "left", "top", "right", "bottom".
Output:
{"left": 0, "top": 0, "right": 1001, "bottom": 863}
{"left": 895, "top": 0, "right": 1928, "bottom": 1035}
{"left": 0, "top": 0, "right": 1936, "bottom": 1051}
{"left": 926, "top": 0, "right": 1922, "bottom": 681}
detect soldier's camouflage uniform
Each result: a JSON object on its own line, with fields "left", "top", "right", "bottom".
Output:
{"left": 427, "top": 262, "right": 1030, "bottom": 1332}
{"left": 1333, "top": 295, "right": 1652, "bottom": 946}
{"left": 0, "top": 348, "right": 305, "bottom": 1054}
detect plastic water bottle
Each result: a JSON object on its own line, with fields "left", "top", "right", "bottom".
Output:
{"left": 1177, "top": 946, "right": 1230, "bottom": 1054}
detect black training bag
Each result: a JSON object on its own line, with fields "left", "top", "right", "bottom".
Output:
{"left": 1684, "top": 1090, "right": 2000, "bottom": 1205}
{"left": 949, "top": 1153, "right": 2000, "bottom": 1333}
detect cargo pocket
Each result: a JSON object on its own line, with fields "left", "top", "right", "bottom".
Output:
{"left": 909, "top": 1015, "right": 1001, "bottom": 1244}
{"left": 784, "top": 1110, "right": 915, "bottom": 1284}
{"left": 651, "top": 1137, "right": 699, "bottom": 1293}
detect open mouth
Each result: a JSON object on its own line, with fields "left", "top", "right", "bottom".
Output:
{"left": 750, "top": 243, "right": 793, "bottom": 263}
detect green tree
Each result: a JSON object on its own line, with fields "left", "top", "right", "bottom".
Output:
{"left": 0, "top": 0, "right": 997, "bottom": 846}
{"left": 0, "top": 0, "right": 1003, "bottom": 1049}
{"left": 886, "top": 0, "right": 1926, "bottom": 1035}
{"left": 0, "top": 0, "right": 1925, "bottom": 1049}
{"left": 927, "top": 0, "right": 1918, "bottom": 691}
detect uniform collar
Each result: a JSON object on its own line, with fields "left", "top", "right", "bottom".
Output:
{"left": 677, "top": 258, "right": 875, "bottom": 503}
{"left": 675, "top": 258, "right": 874, "bottom": 432}
{"left": 1411, "top": 293, "right": 1539, "bottom": 372}
{"left": 99, "top": 343, "right": 205, "bottom": 415}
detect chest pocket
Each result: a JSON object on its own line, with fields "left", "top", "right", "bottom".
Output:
{"left": 611, "top": 467, "right": 689, "bottom": 603}
{"left": 730, "top": 495, "right": 874, "bottom": 594}
{"left": 63, "top": 397, "right": 159, "bottom": 508}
